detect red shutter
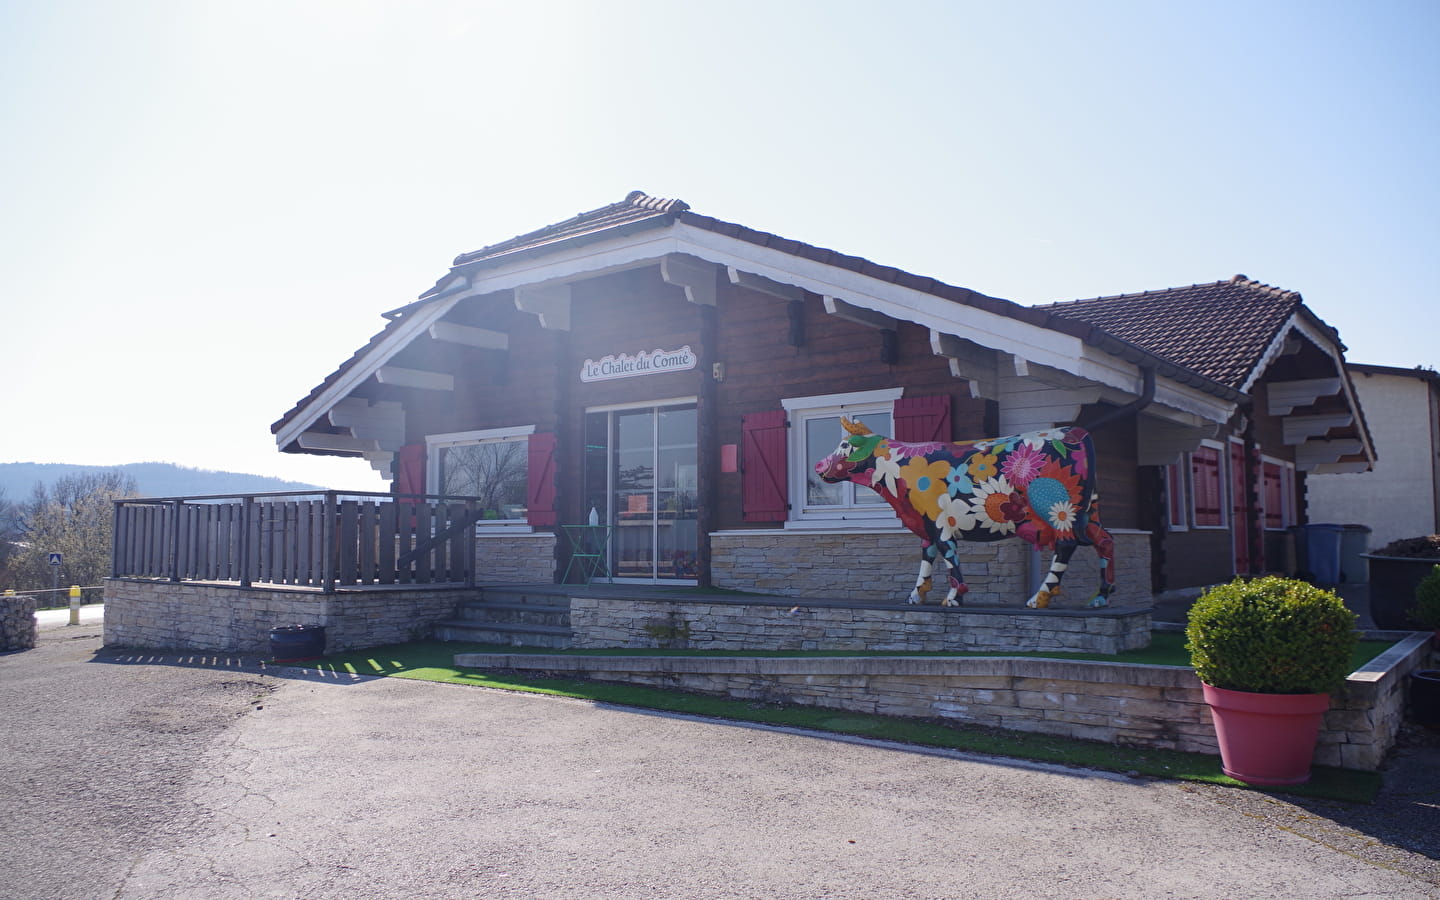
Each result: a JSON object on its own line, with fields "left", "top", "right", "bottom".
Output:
{"left": 1191, "top": 446, "right": 1222, "bottom": 527}
{"left": 527, "top": 432, "right": 558, "bottom": 526}
{"left": 1263, "top": 462, "right": 1284, "bottom": 530}
{"left": 396, "top": 444, "right": 426, "bottom": 497}
{"left": 742, "top": 410, "right": 788, "bottom": 522}
{"left": 893, "top": 394, "right": 952, "bottom": 443}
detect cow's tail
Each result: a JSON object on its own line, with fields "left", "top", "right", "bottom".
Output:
{"left": 1077, "top": 364, "right": 1155, "bottom": 433}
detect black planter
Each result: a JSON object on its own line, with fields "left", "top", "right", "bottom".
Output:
{"left": 270, "top": 624, "right": 326, "bottom": 662}
{"left": 1411, "top": 669, "right": 1440, "bottom": 730}
{"left": 1362, "top": 555, "right": 1440, "bottom": 630}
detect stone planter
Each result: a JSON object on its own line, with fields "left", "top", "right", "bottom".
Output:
{"left": 0, "top": 593, "right": 38, "bottom": 651}
{"left": 1362, "top": 554, "right": 1440, "bottom": 630}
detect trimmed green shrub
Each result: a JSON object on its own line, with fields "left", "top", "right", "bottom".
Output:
{"left": 1410, "top": 564, "right": 1440, "bottom": 630}
{"left": 1185, "top": 576, "right": 1358, "bottom": 695}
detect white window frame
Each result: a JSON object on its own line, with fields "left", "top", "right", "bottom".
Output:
{"left": 426, "top": 425, "right": 535, "bottom": 533}
{"left": 782, "top": 387, "right": 905, "bottom": 530}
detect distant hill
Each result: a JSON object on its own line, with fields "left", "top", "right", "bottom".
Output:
{"left": 0, "top": 462, "right": 324, "bottom": 500}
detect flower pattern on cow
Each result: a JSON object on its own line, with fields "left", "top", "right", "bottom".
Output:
{"left": 935, "top": 492, "right": 978, "bottom": 541}
{"left": 999, "top": 442, "right": 1046, "bottom": 487}
{"left": 945, "top": 467, "right": 974, "bottom": 497}
{"left": 967, "top": 451, "right": 1000, "bottom": 481}
{"left": 968, "top": 476, "right": 1022, "bottom": 535}
{"left": 901, "top": 456, "right": 951, "bottom": 519}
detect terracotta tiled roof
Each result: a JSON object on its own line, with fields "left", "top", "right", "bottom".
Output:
{"left": 451, "top": 191, "right": 690, "bottom": 268}
{"left": 1039, "top": 275, "right": 1309, "bottom": 390}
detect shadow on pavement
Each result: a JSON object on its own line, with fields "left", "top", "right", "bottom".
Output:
{"left": 89, "top": 645, "right": 380, "bottom": 686}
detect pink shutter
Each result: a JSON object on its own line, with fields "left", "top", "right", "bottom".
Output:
{"left": 396, "top": 444, "right": 426, "bottom": 497}
{"left": 527, "top": 432, "right": 558, "bottom": 526}
{"left": 1191, "top": 446, "right": 1222, "bottom": 527}
{"left": 742, "top": 410, "right": 788, "bottom": 522}
{"left": 1263, "top": 461, "right": 1283, "bottom": 530}
{"left": 893, "top": 394, "right": 952, "bottom": 443}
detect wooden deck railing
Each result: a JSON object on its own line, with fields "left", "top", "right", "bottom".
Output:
{"left": 112, "top": 491, "right": 484, "bottom": 591}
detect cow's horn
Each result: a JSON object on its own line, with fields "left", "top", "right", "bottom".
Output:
{"left": 841, "top": 417, "right": 872, "bottom": 436}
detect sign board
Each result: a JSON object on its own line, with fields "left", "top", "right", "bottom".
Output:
{"left": 48, "top": 553, "right": 62, "bottom": 566}
{"left": 580, "top": 345, "right": 697, "bottom": 383}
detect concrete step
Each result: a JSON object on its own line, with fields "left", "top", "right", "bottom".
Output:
{"left": 453, "top": 600, "right": 570, "bottom": 628}
{"left": 433, "top": 619, "right": 572, "bottom": 649}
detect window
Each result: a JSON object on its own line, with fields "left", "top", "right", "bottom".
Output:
{"left": 1262, "top": 458, "right": 1295, "bottom": 530}
{"left": 427, "top": 426, "right": 534, "bottom": 525}
{"left": 1190, "top": 443, "right": 1225, "bottom": 528}
{"left": 783, "top": 388, "right": 903, "bottom": 527}
{"left": 742, "top": 389, "right": 953, "bottom": 528}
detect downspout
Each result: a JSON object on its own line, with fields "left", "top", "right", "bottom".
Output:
{"left": 1079, "top": 364, "right": 1156, "bottom": 432}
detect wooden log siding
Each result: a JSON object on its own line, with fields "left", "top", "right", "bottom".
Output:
{"left": 111, "top": 492, "right": 483, "bottom": 591}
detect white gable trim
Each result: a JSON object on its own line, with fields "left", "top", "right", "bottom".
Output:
{"left": 278, "top": 219, "right": 1240, "bottom": 452}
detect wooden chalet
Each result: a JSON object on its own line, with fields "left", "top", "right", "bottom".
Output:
{"left": 263, "top": 191, "right": 1374, "bottom": 603}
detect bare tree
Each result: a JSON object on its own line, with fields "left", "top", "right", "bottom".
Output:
{"left": 5, "top": 471, "right": 137, "bottom": 594}
{"left": 440, "top": 442, "right": 527, "bottom": 518}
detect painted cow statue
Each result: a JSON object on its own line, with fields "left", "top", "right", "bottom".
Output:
{"left": 814, "top": 419, "right": 1116, "bottom": 609}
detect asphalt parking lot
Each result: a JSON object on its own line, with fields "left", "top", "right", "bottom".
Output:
{"left": 2, "top": 616, "right": 1437, "bottom": 899}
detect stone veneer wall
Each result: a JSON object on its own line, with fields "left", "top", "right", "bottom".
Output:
{"left": 0, "top": 593, "right": 38, "bottom": 651}
{"left": 103, "top": 579, "right": 472, "bottom": 654}
{"left": 711, "top": 528, "right": 1150, "bottom": 608}
{"left": 455, "top": 632, "right": 1431, "bottom": 771}
{"left": 569, "top": 595, "right": 1151, "bottom": 655}
{"left": 475, "top": 532, "right": 557, "bottom": 583}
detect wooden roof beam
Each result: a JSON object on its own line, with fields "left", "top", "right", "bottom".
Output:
{"left": 1282, "top": 412, "right": 1354, "bottom": 445}
{"left": 930, "top": 330, "right": 998, "bottom": 400}
{"left": 428, "top": 321, "right": 509, "bottom": 350}
{"left": 328, "top": 398, "right": 405, "bottom": 450}
{"left": 297, "top": 433, "right": 381, "bottom": 453}
{"left": 661, "top": 253, "right": 717, "bottom": 306}
{"left": 727, "top": 267, "right": 804, "bottom": 302}
{"left": 515, "top": 283, "right": 571, "bottom": 331}
{"left": 1295, "top": 438, "right": 1364, "bottom": 471}
{"left": 823, "top": 295, "right": 897, "bottom": 330}
{"left": 1268, "top": 377, "right": 1342, "bottom": 415}
{"left": 375, "top": 366, "right": 455, "bottom": 392}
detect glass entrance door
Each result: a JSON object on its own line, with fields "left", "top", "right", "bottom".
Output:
{"left": 583, "top": 404, "right": 698, "bottom": 581}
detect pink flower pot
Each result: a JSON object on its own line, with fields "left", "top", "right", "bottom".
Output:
{"left": 1202, "top": 683, "right": 1332, "bottom": 785}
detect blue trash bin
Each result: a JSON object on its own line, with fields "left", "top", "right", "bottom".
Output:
{"left": 1305, "top": 524, "right": 1344, "bottom": 585}
{"left": 1339, "top": 525, "right": 1371, "bottom": 584}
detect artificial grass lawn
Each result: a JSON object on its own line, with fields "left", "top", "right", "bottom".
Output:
{"left": 285, "top": 636, "right": 1388, "bottom": 804}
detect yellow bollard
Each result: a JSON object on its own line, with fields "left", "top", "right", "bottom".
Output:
{"left": 69, "top": 585, "right": 82, "bottom": 626}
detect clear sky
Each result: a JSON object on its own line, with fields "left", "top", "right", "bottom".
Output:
{"left": 3, "top": 0, "right": 1436, "bottom": 490}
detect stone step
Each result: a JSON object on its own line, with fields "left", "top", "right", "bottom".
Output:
{"left": 479, "top": 588, "right": 574, "bottom": 607}
{"left": 453, "top": 601, "right": 571, "bottom": 628}
{"left": 433, "top": 619, "right": 572, "bottom": 649}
